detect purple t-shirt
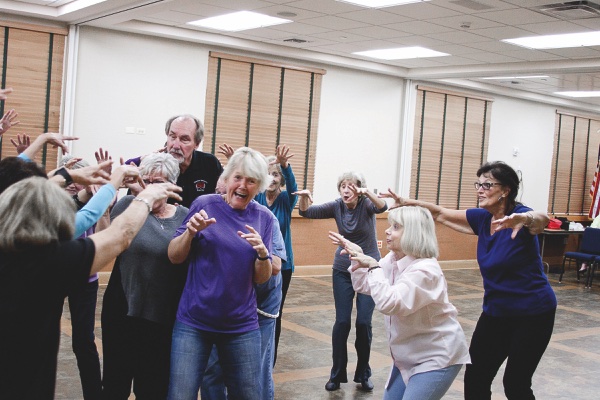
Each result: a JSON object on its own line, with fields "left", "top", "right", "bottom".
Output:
{"left": 173, "top": 194, "right": 273, "bottom": 333}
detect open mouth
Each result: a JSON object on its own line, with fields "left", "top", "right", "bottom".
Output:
{"left": 234, "top": 191, "right": 248, "bottom": 200}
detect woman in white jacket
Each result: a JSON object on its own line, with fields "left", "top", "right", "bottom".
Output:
{"left": 329, "top": 206, "right": 470, "bottom": 400}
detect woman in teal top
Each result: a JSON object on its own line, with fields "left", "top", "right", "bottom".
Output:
{"left": 254, "top": 144, "right": 298, "bottom": 365}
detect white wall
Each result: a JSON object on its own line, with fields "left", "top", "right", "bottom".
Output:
{"left": 69, "top": 27, "right": 575, "bottom": 211}
{"left": 487, "top": 96, "right": 557, "bottom": 210}
{"left": 71, "top": 27, "right": 209, "bottom": 163}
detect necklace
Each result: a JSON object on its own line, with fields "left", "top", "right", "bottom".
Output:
{"left": 151, "top": 213, "right": 167, "bottom": 230}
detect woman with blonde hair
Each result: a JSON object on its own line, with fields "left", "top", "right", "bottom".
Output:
{"left": 330, "top": 206, "right": 470, "bottom": 399}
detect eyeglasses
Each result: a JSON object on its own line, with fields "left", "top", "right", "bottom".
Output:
{"left": 473, "top": 182, "right": 501, "bottom": 190}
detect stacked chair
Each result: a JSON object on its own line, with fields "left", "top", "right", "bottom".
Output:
{"left": 560, "top": 227, "right": 600, "bottom": 289}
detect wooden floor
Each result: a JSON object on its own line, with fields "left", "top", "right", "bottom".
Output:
{"left": 55, "top": 264, "right": 600, "bottom": 399}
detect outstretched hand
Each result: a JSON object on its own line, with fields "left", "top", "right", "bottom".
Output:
{"left": 292, "top": 189, "right": 313, "bottom": 203}
{"left": 328, "top": 231, "right": 376, "bottom": 271}
{"left": 10, "top": 134, "right": 30, "bottom": 154}
{"left": 238, "top": 224, "right": 268, "bottom": 257}
{"left": 379, "top": 188, "right": 406, "bottom": 210}
{"left": 491, "top": 214, "right": 525, "bottom": 239}
{"left": 0, "top": 109, "right": 19, "bottom": 135}
{"left": 273, "top": 144, "right": 294, "bottom": 168}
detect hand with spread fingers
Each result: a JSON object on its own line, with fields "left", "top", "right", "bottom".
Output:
{"left": 0, "top": 109, "right": 19, "bottom": 135}
{"left": 218, "top": 143, "right": 235, "bottom": 160}
{"left": 378, "top": 187, "right": 407, "bottom": 210}
{"left": 273, "top": 144, "right": 294, "bottom": 168}
{"left": 185, "top": 209, "right": 216, "bottom": 235}
{"left": 10, "top": 134, "right": 30, "bottom": 154}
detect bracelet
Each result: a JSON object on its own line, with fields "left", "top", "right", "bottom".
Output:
{"left": 368, "top": 265, "right": 381, "bottom": 272}
{"left": 257, "top": 252, "right": 271, "bottom": 261}
{"left": 134, "top": 197, "right": 152, "bottom": 213}
{"left": 55, "top": 167, "right": 73, "bottom": 187}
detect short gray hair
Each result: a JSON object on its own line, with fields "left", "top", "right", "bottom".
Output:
{"left": 266, "top": 155, "right": 285, "bottom": 187}
{"left": 337, "top": 171, "right": 366, "bottom": 192}
{"left": 388, "top": 206, "right": 439, "bottom": 259}
{"left": 59, "top": 155, "right": 90, "bottom": 170}
{"left": 221, "top": 147, "right": 270, "bottom": 193}
{"left": 139, "top": 153, "right": 180, "bottom": 184}
{"left": 0, "top": 177, "right": 75, "bottom": 251}
{"left": 165, "top": 114, "right": 204, "bottom": 145}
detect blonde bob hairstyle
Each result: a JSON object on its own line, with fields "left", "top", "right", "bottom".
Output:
{"left": 337, "top": 171, "right": 366, "bottom": 192}
{"left": 388, "top": 206, "right": 439, "bottom": 259}
{"left": 0, "top": 177, "right": 75, "bottom": 252}
{"left": 221, "top": 147, "right": 270, "bottom": 193}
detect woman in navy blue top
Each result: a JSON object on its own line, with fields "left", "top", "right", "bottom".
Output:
{"left": 381, "top": 161, "right": 554, "bottom": 400}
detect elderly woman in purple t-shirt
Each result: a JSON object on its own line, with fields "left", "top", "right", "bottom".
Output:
{"left": 167, "top": 147, "right": 274, "bottom": 400}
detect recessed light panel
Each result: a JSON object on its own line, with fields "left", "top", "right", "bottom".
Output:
{"left": 188, "top": 11, "right": 291, "bottom": 32}
{"left": 354, "top": 46, "right": 449, "bottom": 60}
{"left": 556, "top": 91, "right": 600, "bottom": 98}
{"left": 337, "top": 0, "right": 429, "bottom": 7}
{"left": 503, "top": 31, "right": 600, "bottom": 49}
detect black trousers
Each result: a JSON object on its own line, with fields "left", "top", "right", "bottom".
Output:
{"left": 464, "top": 308, "right": 556, "bottom": 400}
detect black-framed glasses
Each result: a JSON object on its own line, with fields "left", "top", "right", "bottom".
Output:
{"left": 474, "top": 182, "right": 501, "bottom": 190}
{"left": 143, "top": 179, "right": 167, "bottom": 185}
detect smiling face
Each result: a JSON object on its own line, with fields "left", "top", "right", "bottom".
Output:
{"left": 224, "top": 170, "right": 260, "bottom": 210}
{"left": 385, "top": 221, "right": 405, "bottom": 258}
{"left": 339, "top": 179, "right": 359, "bottom": 209}
{"left": 267, "top": 165, "right": 282, "bottom": 193}
{"left": 166, "top": 118, "right": 198, "bottom": 169}
{"left": 475, "top": 172, "right": 508, "bottom": 213}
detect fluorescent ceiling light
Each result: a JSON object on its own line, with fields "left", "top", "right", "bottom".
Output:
{"left": 338, "top": 0, "right": 429, "bottom": 7}
{"left": 354, "top": 46, "right": 449, "bottom": 60}
{"left": 481, "top": 75, "right": 549, "bottom": 80}
{"left": 502, "top": 31, "right": 600, "bottom": 49}
{"left": 187, "top": 11, "right": 291, "bottom": 32}
{"left": 555, "top": 91, "right": 600, "bottom": 98}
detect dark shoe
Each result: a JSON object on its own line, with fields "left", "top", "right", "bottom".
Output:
{"left": 360, "top": 378, "right": 374, "bottom": 391}
{"left": 325, "top": 380, "right": 340, "bottom": 391}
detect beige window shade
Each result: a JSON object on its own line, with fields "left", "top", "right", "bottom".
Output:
{"left": 411, "top": 88, "right": 491, "bottom": 209}
{"left": 549, "top": 112, "right": 600, "bottom": 215}
{"left": 0, "top": 23, "right": 66, "bottom": 171}
{"left": 204, "top": 52, "right": 324, "bottom": 193}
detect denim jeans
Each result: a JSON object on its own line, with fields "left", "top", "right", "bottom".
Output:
{"left": 168, "top": 320, "right": 261, "bottom": 400}
{"left": 330, "top": 269, "right": 375, "bottom": 383}
{"left": 68, "top": 279, "right": 101, "bottom": 400}
{"left": 383, "top": 364, "right": 463, "bottom": 400}
{"left": 201, "top": 316, "right": 277, "bottom": 400}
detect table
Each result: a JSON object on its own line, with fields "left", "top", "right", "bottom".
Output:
{"left": 538, "top": 229, "right": 584, "bottom": 274}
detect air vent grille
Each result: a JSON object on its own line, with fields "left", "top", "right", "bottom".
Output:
{"left": 535, "top": 1, "right": 600, "bottom": 19}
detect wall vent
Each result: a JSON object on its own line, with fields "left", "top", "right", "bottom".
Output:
{"left": 535, "top": 1, "right": 600, "bottom": 19}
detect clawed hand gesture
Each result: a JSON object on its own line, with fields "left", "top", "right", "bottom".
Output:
{"left": 218, "top": 143, "right": 235, "bottom": 160}
{"left": 328, "top": 231, "right": 376, "bottom": 271}
{"left": 379, "top": 188, "right": 406, "bottom": 210}
{"left": 293, "top": 189, "right": 313, "bottom": 203}
{"left": 238, "top": 225, "right": 268, "bottom": 257}
{"left": 186, "top": 209, "right": 216, "bottom": 235}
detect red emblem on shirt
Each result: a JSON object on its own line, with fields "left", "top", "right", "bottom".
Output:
{"left": 195, "top": 180, "right": 207, "bottom": 192}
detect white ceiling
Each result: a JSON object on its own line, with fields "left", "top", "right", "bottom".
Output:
{"left": 3, "top": 0, "right": 600, "bottom": 107}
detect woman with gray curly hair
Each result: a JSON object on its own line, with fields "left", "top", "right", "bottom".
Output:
{"left": 167, "top": 147, "right": 274, "bottom": 400}
{"left": 296, "top": 171, "right": 387, "bottom": 392}
{"left": 101, "top": 153, "right": 188, "bottom": 400}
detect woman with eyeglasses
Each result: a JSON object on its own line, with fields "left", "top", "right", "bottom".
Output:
{"left": 381, "top": 161, "right": 553, "bottom": 400}
{"left": 101, "top": 153, "right": 189, "bottom": 400}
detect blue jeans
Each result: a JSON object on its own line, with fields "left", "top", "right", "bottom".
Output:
{"left": 68, "top": 279, "right": 101, "bottom": 400}
{"left": 201, "top": 316, "right": 277, "bottom": 400}
{"left": 168, "top": 321, "right": 261, "bottom": 400}
{"left": 330, "top": 269, "right": 375, "bottom": 383}
{"left": 383, "top": 364, "right": 463, "bottom": 400}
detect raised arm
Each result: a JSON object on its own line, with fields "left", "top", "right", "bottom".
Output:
{"left": 491, "top": 210, "right": 549, "bottom": 238}
{"left": 380, "top": 188, "right": 473, "bottom": 235}
{"left": 89, "top": 183, "right": 182, "bottom": 274}
{"left": 21, "top": 132, "right": 78, "bottom": 161}
{"left": 294, "top": 189, "right": 313, "bottom": 212}
{"left": 348, "top": 183, "right": 387, "bottom": 211}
